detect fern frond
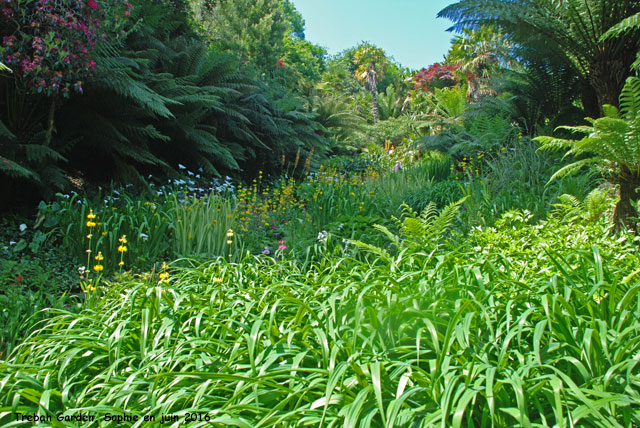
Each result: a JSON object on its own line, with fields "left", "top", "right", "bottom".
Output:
{"left": 0, "top": 156, "right": 37, "bottom": 179}
{"left": 601, "top": 12, "right": 640, "bottom": 40}
{"left": 619, "top": 77, "right": 640, "bottom": 120}
{"left": 348, "top": 239, "right": 393, "bottom": 263}
{"left": 372, "top": 224, "right": 401, "bottom": 248}
{"left": 547, "top": 158, "right": 597, "bottom": 183}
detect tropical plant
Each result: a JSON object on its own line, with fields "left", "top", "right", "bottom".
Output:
{"left": 445, "top": 25, "right": 514, "bottom": 99}
{"left": 535, "top": 76, "right": 640, "bottom": 230}
{"left": 190, "top": 0, "right": 288, "bottom": 72}
{"left": 377, "top": 85, "right": 405, "bottom": 120}
{"left": 439, "top": 0, "right": 640, "bottom": 117}
{"left": 601, "top": 11, "right": 640, "bottom": 71}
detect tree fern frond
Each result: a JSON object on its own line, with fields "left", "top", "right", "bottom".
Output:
{"left": 0, "top": 156, "right": 37, "bottom": 179}
{"left": 601, "top": 11, "right": 640, "bottom": 40}
{"left": 619, "top": 76, "right": 640, "bottom": 119}
{"left": 547, "top": 158, "right": 597, "bottom": 183}
{"left": 24, "top": 144, "right": 66, "bottom": 163}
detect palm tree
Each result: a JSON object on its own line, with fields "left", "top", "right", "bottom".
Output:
{"left": 439, "top": 0, "right": 640, "bottom": 117}
{"left": 446, "top": 26, "right": 515, "bottom": 99}
{"left": 364, "top": 61, "right": 379, "bottom": 123}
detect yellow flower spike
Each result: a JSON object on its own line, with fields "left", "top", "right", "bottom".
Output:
{"left": 86, "top": 221, "right": 96, "bottom": 228}
{"left": 118, "top": 261, "right": 125, "bottom": 267}
{"left": 95, "top": 251, "right": 104, "bottom": 261}
{"left": 87, "top": 210, "right": 96, "bottom": 220}
{"left": 226, "top": 240, "right": 233, "bottom": 245}
{"left": 118, "top": 235, "right": 127, "bottom": 244}
{"left": 86, "top": 234, "right": 92, "bottom": 239}
{"left": 93, "top": 264, "right": 104, "bottom": 272}
{"left": 118, "top": 245, "right": 128, "bottom": 253}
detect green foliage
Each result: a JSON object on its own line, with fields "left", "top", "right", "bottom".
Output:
{"left": 554, "top": 187, "right": 616, "bottom": 224}
{"left": 0, "top": 217, "right": 79, "bottom": 357}
{"left": 445, "top": 25, "right": 514, "bottom": 98}
{"left": 281, "top": 35, "right": 327, "bottom": 81}
{"left": 491, "top": 64, "right": 585, "bottom": 136}
{"left": 2, "top": 199, "right": 639, "bottom": 425}
{"left": 0, "top": 120, "right": 68, "bottom": 200}
{"left": 193, "top": 0, "right": 288, "bottom": 71}
{"left": 170, "top": 193, "right": 241, "bottom": 260}
{"left": 38, "top": 191, "right": 174, "bottom": 273}
{"left": 536, "top": 76, "right": 640, "bottom": 229}
{"left": 376, "top": 85, "right": 405, "bottom": 120}
{"left": 405, "top": 179, "right": 462, "bottom": 211}
{"left": 440, "top": 0, "right": 640, "bottom": 115}
{"left": 355, "top": 197, "right": 467, "bottom": 254}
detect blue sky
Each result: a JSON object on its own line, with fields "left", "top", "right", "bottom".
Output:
{"left": 290, "top": 0, "right": 456, "bottom": 71}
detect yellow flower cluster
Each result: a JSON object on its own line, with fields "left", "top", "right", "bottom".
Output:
{"left": 118, "top": 235, "right": 127, "bottom": 268}
{"left": 235, "top": 174, "right": 303, "bottom": 234}
{"left": 86, "top": 209, "right": 97, "bottom": 228}
{"left": 94, "top": 251, "right": 104, "bottom": 272}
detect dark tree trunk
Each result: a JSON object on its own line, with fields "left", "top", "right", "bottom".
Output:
{"left": 588, "top": 49, "right": 636, "bottom": 115}
{"left": 580, "top": 81, "right": 601, "bottom": 119}
{"left": 614, "top": 168, "right": 640, "bottom": 232}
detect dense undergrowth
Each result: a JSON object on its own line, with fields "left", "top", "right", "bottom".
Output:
{"left": 1, "top": 195, "right": 639, "bottom": 426}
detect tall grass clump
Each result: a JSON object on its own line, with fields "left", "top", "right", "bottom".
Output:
{"left": 170, "top": 192, "right": 240, "bottom": 260}
{"left": 1, "top": 203, "right": 638, "bottom": 426}
{"left": 37, "top": 191, "right": 174, "bottom": 271}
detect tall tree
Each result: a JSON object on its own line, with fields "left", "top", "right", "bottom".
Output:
{"left": 189, "top": 0, "right": 288, "bottom": 71}
{"left": 439, "top": 0, "right": 640, "bottom": 117}
{"left": 353, "top": 43, "right": 392, "bottom": 123}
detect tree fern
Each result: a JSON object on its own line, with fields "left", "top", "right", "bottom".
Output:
{"left": 439, "top": 0, "right": 640, "bottom": 115}
{"left": 536, "top": 76, "right": 640, "bottom": 230}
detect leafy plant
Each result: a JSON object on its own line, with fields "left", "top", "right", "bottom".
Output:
{"left": 2, "top": 199, "right": 638, "bottom": 425}
{"left": 170, "top": 192, "right": 240, "bottom": 260}
{"left": 536, "top": 76, "right": 640, "bottom": 230}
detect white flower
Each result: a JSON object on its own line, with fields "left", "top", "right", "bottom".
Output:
{"left": 317, "top": 230, "right": 328, "bottom": 243}
{"left": 19, "top": 224, "right": 27, "bottom": 232}
{"left": 139, "top": 233, "right": 149, "bottom": 241}
{"left": 9, "top": 241, "right": 16, "bottom": 245}
{"left": 178, "top": 164, "right": 186, "bottom": 170}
